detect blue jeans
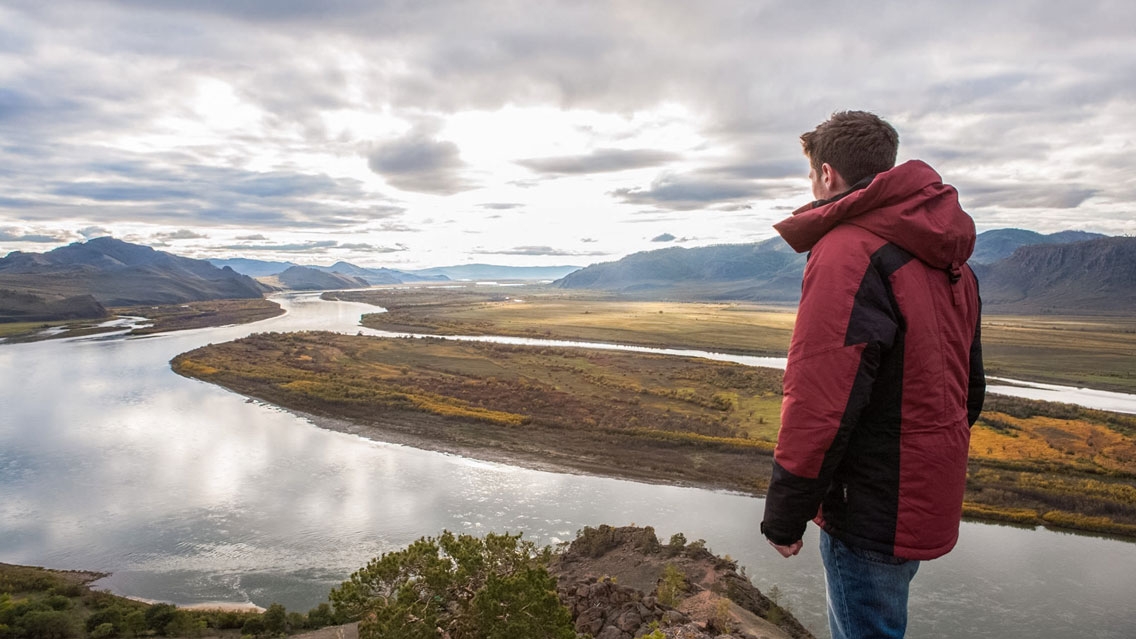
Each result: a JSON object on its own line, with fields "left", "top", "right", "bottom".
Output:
{"left": 820, "top": 529, "right": 920, "bottom": 639}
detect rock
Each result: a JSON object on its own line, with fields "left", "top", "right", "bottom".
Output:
{"left": 615, "top": 609, "right": 642, "bottom": 632}
{"left": 597, "top": 626, "right": 628, "bottom": 639}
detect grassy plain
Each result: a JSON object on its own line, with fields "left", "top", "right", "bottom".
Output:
{"left": 0, "top": 299, "right": 282, "bottom": 343}
{"left": 332, "top": 287, "right": 797, "bottom": 357}
{"left": 174, "top": 330, "right": 1136, "bottom": 538}
{"left": 331, "top": 287, "right": 1136, "bottom": 393}
{"left": 173, "top": 332, "right": 784, "bottom": 492}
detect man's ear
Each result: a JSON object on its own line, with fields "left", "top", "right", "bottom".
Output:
{"left": 821, "top": 163, "right": 848, "bottom": 193}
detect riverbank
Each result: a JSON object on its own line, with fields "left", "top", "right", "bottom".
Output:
{"left": 327, "top": 287, "right": 1136, "bottom": 394}
{"left": 172, "top": 331, "right": 1136, "bottom": 539}
{"left": 0, "top": 298, "right": 283, "bottom": 343}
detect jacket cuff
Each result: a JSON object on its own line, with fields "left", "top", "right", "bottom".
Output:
{"left": 761, "top": 520, "right": 803, "bottom": 546}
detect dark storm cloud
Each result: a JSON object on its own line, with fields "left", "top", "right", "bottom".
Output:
{"left": 517, "top": 148, "right": 679, "bottom": 175}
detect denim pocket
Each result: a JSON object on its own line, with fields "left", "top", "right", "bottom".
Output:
{"left": 848, "top": 544, "right": 909, "bottom": 565}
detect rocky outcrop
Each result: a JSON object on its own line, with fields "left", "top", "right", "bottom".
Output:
{"left": 549, "top": 525, "right": 814, "bottom": 639}
{"left": 560, "top": 576, "right": 689, "bottom": 638}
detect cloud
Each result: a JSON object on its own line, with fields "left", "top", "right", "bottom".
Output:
{"left": 1, "top": 0, "right": 1134, "bottom": 265}
{"left": 153, "top": 229, "right": 208, "bottom": 241}
{"left": 961, "top": 182, "right": 1098, "bottom": 210}
{"left": 366, "top": 126, "right": 473, "bottom": 195}
{"left": 651, "top": 233, "right": 676, "bottom": 242}
{"left": 611, "top": 172, "right": 760, "bottom": 210}
{"left": 1, "top": 149, "right": 390, "bottom": 229}
{"left": 0, "top": 227, "right": 69, "bottom": 243}
{"left": 77, "top": 226, "right": 113, "bottom": 239}
{"left": 235, "top": 234, "right": 268, "bottom": 241}
{"left": 517, "top": 148, "right": 679, "bottom": 175}
{"left": 478, "top": 202, "right": 523, "bottom": 210}
{"left": 223, "top": 240, "right": 340, "bottom": 252}
{"left": 473, "top": 245, "right": 608, "bottom": 257}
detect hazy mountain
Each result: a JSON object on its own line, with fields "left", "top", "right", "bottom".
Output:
{"left": 209, "top": 257, "right": 297, "bottom": 277}
{"left": 312, "top": 261, "right": 449, "bottom": 285}
{"left": 262, "top": 265, "right": 371, "bottom": 291}
{"left": 409, "top": 264, "right": 582, "bottom": 281}
{"left": 554, "top": 233, "right": 1135, "bottom": 314}
{"left": 211, "top": 258, "right": 449, "bottom": 284}
{"left": 554, "top": 238, "right": 805, "bottom": 302}
{"left": 974, "top": 236, "right": 1136, "bottom": 313}
{"left": 972, "top": 228, "right": 1105, "bottom": 264}
{"left": 0, "top": 237, "right": 269, "bottom": 313}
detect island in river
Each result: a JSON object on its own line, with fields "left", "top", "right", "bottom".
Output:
{"left": 172, "top": 330, "right": 1136, "bottom": 539}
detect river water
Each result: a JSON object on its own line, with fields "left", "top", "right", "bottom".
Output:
{"left": 1, "top": 293, "right": 1134, "bottom": 638}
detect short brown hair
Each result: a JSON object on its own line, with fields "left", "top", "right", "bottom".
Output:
{"left": 801, "top": 111, "right": 899, "bottom": 186}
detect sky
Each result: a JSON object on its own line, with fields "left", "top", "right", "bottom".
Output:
{"left": 1, "top": 1, "right": 1133, "bottom": 269}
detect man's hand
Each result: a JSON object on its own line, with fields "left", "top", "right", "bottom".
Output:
{"left": 768, "top": 538, "right": 803, "bottom": 558}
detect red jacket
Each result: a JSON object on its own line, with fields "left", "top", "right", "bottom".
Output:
{"left": 761, "top": 160, "right": 985, "bottom": 560}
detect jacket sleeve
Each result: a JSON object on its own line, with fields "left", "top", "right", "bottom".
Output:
{"left": 761, "top": 243, "right": 899, "bottom": 545}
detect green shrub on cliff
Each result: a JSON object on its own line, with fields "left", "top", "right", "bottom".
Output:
{"left": 329, "top": 531, "right": 574, "bottom": 639}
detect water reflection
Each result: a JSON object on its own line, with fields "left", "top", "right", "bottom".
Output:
{"left": 1, "top": 294, "right": 1135, "bottom": 639}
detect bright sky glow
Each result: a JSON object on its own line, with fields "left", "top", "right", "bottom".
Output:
{"left": 1, "top": 1, "right": 1133, "bottom": 268}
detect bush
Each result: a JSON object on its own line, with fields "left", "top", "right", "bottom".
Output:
{"left": 17, "top": 610, "right": 76, "bottom": 639}
{"left": 241, "top": 616, "right": 266, "bottom": 637}
{"left": 144, "top": 604, "right": 177, "bottom": 635}
{"left": 85, "top": 607, "right": 123, "bottom": 632}
{"left": 43, "top": 596, "right": 71, "bottom": 612}
{"left": 330, "top": 531, "right": 574, "bottom": 639}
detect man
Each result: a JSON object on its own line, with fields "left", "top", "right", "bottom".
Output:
{"left": 760, "top": 111, "right": 985, "bottom": 639}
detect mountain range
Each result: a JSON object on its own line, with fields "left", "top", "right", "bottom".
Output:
{"left": 0, "top": 237, "right": 268, "bottom": 322}
{"left": 556, "top": 230, "right": 1136, "bottom": 314}
{"left": 210, "top": 259, "right": 580, "bottom": 283}
{"left": 2, "top": 230, "right": 1132, "bottom": 323}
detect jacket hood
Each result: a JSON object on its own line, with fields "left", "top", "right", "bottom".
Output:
{"left": 774, "top": 160, "right": 976, "bottom": 270}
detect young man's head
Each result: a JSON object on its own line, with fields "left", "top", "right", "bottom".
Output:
{"left": 801, "top": 111, "right": 899, "bottom": 200}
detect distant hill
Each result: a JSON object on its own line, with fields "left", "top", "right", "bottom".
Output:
{"left": 260, "top": 265, "right": 371, "bottom": 291}
{"left": 410, "top": 264, "right": 582, "bottom": 281}
{"left": 0, "top": 289, "right": 107, "bottom": 323}
{"left": 208, "top": 257, "right": 297, "bottom": 277}
{"left": 974, "top": 236, "right": 1136, "bottom": 313}
{"left": 972, "top": 228, "right": 1105, "bottom": 264}
{"left": 0, "top": 237, "right": 270, "bottom": 318}
{"left": 555, "top": 232, "right": 1135, "bottom": 314}
{"left": 312, "top": 261, "right": 449, "bottom": 285}
{"left": 211, "top": 258, "right": 449, "bottom": 284}
{"left": 554, "top": 238, "right": 805, "bottom": 302}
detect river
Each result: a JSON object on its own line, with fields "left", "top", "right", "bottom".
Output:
{"left": 1, "top": 293, "right": 1134, "bottom": 638}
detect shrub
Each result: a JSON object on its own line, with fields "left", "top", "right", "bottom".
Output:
{"left": 330, "top": 531, "right": 574, "bottom": 639}
{"left": 17, "top": 610, "right": 76, "bottom": 639}
{"left": 144, "top": 604, "right": 177, "bottom": 635}
{"left": 656, "top": 564, "right": 686, "bottom": 608}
